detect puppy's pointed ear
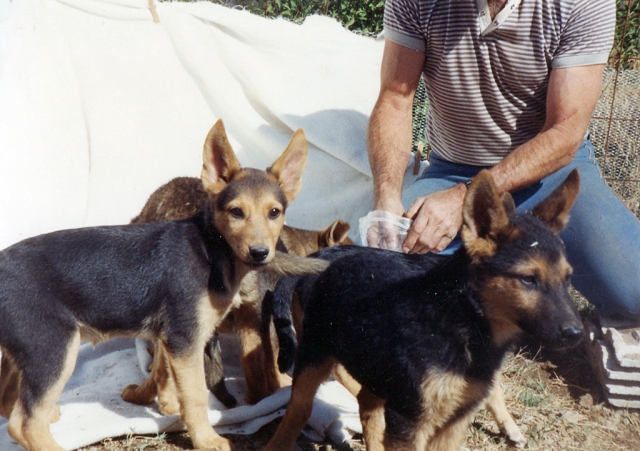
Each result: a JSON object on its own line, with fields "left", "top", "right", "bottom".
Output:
{"left": 461, "top": 170, "right": 510, "bottom": 259}
{"left": 268, "top": 129, "right": 308, "bottom": 204}
{"left": 501, "top": 192, "right": 516, "bottom": 215}
{"left": 531, "top": 169, "right": 580, "bottom": 234}
{"left": 201, "top": 120, "right": 242, "bottom": 194}
{"left": 321, "top": 219, "right": 351, "bottom": 247}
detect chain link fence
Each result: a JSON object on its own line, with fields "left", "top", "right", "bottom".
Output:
{"left": 591, "top": 68, "right": 640, "bottom": 216}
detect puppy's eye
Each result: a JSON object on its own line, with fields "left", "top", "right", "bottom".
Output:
{"left": 229, "top": 207, "right": 244, "bottom": 219}
{"left": 268, "top": 208, "right": 281, "bottom": 220}
{"left": 519, "top": 275, "right": 537, "bottom": 287}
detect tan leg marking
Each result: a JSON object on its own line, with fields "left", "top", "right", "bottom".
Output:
{"left": 382, "top": 370, "right": 485, "bottom": 451}
{"left": 357, "top": 387, "right": 385, "bottom": 451}
{"left": 332, "top": 364, "right": 361, "bottom": 398}
{"left": 235, "top": 302, "right": 271, "bottom": 404}
{"left": 9, "top": 331, "right": 80, "bottom": 451}
{"left": 121, "top": 342, "right": 160, "bottom": 406}
{"left": 261, "top": 318, "right": 292, "bottom": 393}
{"left": 164, "top": 293, "right": 231, "bottom": 450}
{"left": 264, "top": 358, "right": 335, "bottom": 451}
{"left": 168, "top": 350, "right": 231, "bottom": 451}
{"left": 427, "top": 409, "right": 476, "bottom": 451}
{"left": 121, "top": 342, "right": 180, "bottom": 415}
{"left": 485, "top": 377, "right": 525, "bottom": 447}
{"left": 0, "top": 351, "right": 20, "bottom": 419}
{"left": 154, "top": 344, "right": 181, "bottom": 415}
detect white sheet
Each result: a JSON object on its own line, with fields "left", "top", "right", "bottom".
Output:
{"left": 0, "top": 0, "right": 387, "bottom": 250}
{"left": 0, "top": 336, "right": 362, "bottom": 450}
{"left": 0, "top": 0, "right": 423, "bottom": 448}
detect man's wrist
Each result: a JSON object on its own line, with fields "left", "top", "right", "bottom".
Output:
{"left": 373, "top": 197, "right": 405, "bottom": 217}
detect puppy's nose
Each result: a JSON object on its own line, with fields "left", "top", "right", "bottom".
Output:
{"left": 249, "top": 246, "right": 270, "bottom": 263}
{"left": 561, "top": 326, "right": 584, "bottom": 344}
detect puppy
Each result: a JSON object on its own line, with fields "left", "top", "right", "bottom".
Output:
{"left": 266, "top": 169, "right": 583, "bottom": 451}
{"left": 0, "top": 119, "right": 326, "bottom": 451}
{"left": 129, "top": 175, "right": 353, "bottom": 406}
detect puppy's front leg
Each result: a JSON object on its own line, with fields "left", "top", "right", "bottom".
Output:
{"left": 169, "top": 350, "right": 232, "bottom": 451}
{"left": 485, "top": 378, "right": 525, "bottom": 448}
{"left": 264, "top": 358, "right": 335, "bottom": 451}
{"left": 356, "top": 386, "right": 385, "bottom": 451}
{"left": 235, "top": 302, "right": 271, "bottom": 404}
{"left": 0, "top": 352, "right": 20, "bottom": 419}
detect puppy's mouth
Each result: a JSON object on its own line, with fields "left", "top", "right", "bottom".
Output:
{"left": 539, "top": 330, "right": 585, "bottom": 351}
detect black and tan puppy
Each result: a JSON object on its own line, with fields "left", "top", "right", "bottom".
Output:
{"left": 265, "top": 169, "right": 583, "bottom": 451}
{"left": 0, "top": 120, "right": 328, "bottom": 451}
{"left": 129, "top": 175, "right": 353, "bottom": 407}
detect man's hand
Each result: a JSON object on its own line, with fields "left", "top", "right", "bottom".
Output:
{"left": 367, "top": 199, "right": 407, "bottom": 251}
{"left": 402, "top": 183, "right": 467, "bottom": 254}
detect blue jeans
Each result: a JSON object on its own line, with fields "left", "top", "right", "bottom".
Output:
{"left": 402, "top": 139, "right": 640, "bottom": 319}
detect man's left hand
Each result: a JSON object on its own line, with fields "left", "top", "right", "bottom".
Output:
{"left": 402, "top": 183, "right": 467, "bottom": 254}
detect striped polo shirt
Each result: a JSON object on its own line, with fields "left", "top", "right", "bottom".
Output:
{"left": 384, "top": 0, "right": 616, "bottom": 166}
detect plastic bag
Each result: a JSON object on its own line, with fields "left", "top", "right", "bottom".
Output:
{"left": 358, "top": 210, "right": 413, "bottom": 252}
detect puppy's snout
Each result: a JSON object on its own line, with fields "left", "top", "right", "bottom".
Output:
{"left": 249, "top": 246, "right": 270, "bottom": 263}
{"left": 561, "top": 325, "right": 584, "bottom": 345}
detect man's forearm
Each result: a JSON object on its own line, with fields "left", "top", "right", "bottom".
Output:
{"left": 489, "top": 65, "right": 604, "bottom": 195}
{"left": 489, "top": 125, "right": 583, "bottom": 195}
{"left": 367, "top": 40, "right": 425, "bottom": 214}
{"left": 367, "top": 97, "right": 414, "bottom": 213}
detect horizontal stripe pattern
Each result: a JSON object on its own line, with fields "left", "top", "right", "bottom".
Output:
{"left": 384, "top": 0, "right": 615, "bottom": 166}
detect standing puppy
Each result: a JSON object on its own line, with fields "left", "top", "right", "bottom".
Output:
{"left": 266, "top": 169, "right": 583, "bottom": 451}
{"left": 127, "top": 175, "right": 353, "bottom": 407}
{"left": 0, "top": 120, "right": 323, "bottom": 451}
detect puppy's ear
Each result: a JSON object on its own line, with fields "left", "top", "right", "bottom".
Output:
{"left": 461, "top": 170, "right": 510, "bottom": 259}
{"left": 531, "top": 169, "right": 580, "bottom": 234}
{"left": 321, "top": 219, "right": 352, "bottom": 247}
{"left": 268, "top": 129, "right": 308, "bottom": 204}
{"left": 201, "top": 120, "right": 242, "bottom": 194}
{"left": 501, "top": 192, "right": 516, "bottom": 215}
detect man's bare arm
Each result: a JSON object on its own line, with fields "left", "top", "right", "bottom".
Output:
{"left": 489, "top": 64, "right": 606, "bottom": 194}
{"left": 403, "top": 64, "right": 606, "bottom": 253}
{"left": 367, "top": 40, "right": 425, "bottom": 216}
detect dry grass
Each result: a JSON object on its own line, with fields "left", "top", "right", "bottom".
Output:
{"left": 78, "top": 331, "right": 640, "bottom": 451}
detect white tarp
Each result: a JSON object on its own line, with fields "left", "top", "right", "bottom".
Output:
{"left": 0, "top": 0, "right": 399, "bottom": 448}
{"left": 0, "top": 0, "right": 389, "bottom": 250}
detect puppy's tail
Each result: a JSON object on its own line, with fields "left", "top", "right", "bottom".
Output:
{"left": 265, "top": 251, "right": 329, "bottom": 276}
{"left": 271, "top": 275, "right": 301, "bottom": 373}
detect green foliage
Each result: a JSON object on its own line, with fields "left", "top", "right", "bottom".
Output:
{"left": 229, "top": 0, "right": 385, "bottom": 35}
{"left": 612, "top": 0, "right": 640, "bottom": 69}
{"left": 223, "top": 1, "right": 638, "bottom": 68}
{"left": 325, "top": 0, "right": 385, "bottom": 35}
{"left": 262, "top": 0, "right": 320, "bottom": 22}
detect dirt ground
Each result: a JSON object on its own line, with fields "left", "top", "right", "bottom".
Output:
{"left": 77, "top": 335, "right": 640, "bottom": 451}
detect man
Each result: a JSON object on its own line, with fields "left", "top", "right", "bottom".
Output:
{"left": 367, "top": 0, "right": 640, "bottom": 320}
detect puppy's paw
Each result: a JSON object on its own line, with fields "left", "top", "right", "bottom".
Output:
{"left": 121, "top": 384, "right": 155, "bottom": 405}
{"left": 195, "top": 435, "right": 233, "bottom": 451}
{"left": 158, "top": 397, "right": 180, "bottom": 416}
{"left": 503, "top": 424, "right": 526, "bottom": 448}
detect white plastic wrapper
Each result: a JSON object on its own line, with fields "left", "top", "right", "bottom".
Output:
{"left": 358, "top": 210, "right": 413, "bottom": 252}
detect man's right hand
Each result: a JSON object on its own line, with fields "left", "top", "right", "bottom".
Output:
{"left": 367, "top": 200, "right": 407, "bottom": 251}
